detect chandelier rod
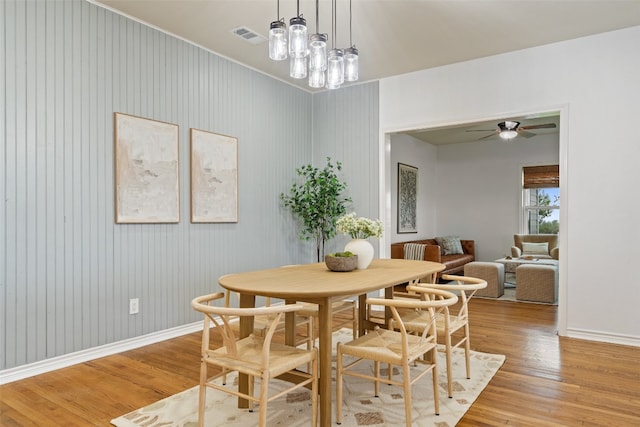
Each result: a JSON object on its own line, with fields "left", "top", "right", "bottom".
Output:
{"left": 349, "top": 0, "right": 353, "bottom": 46}
{"left": 331, "top": 0, "right": 336, "bottom": 48}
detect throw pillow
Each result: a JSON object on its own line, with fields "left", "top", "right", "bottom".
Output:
{"left": 435, "top": 236, "right": 464, "bottom": 255}
{"left": 522, "top": 242, "right": 549, "bottom": 256}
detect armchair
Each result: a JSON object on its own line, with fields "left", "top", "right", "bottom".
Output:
{"left": 511, "top": 234, "right": 559, "bottom": 260}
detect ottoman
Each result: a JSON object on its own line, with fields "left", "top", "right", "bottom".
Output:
{"left": 464, "top": 261, "right": 505, "bottom": 298}
{"left": 515, "top": 264, "right": 557, "bottom": 303}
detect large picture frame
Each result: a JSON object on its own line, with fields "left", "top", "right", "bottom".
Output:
{"left": 397, "top": 163, "right": 418, "bottom": 233}
{"left": 114, "top": 112, "right": 180, "bottom": 224}
{"left": 190, "top": 128, "right": 238, "bottom": 223}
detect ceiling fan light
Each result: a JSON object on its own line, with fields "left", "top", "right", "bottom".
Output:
{"left": 289, "top": 16, "right": 308, "bottom": 58}
{"left": 500, "top": 129, "right": 518, "bottom": 140}
{"left": 269, "top": 20, "right": 288, "bottom": 60}
{"left": 344, "top": 46, "right": 358, "bottom": 81}
{"left": 309, "top": 33, "right": 327, "bottom": 71}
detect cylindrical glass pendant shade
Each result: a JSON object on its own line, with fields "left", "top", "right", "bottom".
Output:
{"left": 308, "top": 33, "right": 327, "bottom": 71}
{"left": 289, "top": 16, "right": 308, "bottom": 58}
{"left": 309, "top": 68, "right": 325, "bottom": 88}
{"left": 344, "top": 46, "right": 358, "bottom": 81}
{"left": 269, "top": 20, "right": 288, "bottom": 60}
{"left": 326, "top": 48, "right": 344, "bottom": 89}
{"left": 290, "top": 55, "right": 307, "bottom": 79}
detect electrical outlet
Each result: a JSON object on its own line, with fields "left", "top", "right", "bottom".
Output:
{"left": 129, "top": 298, "right": 139, "bottom": 315}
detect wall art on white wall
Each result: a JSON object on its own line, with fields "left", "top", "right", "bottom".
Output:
{"left": 114, "top": 112, "right": 180, "bottom": 223}
{"left": 398, "top": 163, "right": 418, "bottom": 233}
{"left": 190, "top": 128, "right": 238, "bottom": 223}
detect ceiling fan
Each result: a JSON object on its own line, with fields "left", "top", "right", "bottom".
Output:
{"left": 467, "top": 120, "right": 557, "bottom": 141}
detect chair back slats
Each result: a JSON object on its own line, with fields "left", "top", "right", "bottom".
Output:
{"left": 191, "top": 292, "right": 303, "bottom": 367}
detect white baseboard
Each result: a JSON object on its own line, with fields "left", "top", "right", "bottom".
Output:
{"left": 565, "top": 328, "right": 640, "bottom": 347}
{"left": 0, "top": 321, "right": 203, "bottom": 385}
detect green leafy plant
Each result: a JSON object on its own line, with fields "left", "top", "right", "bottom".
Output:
{"left": 281, "top": 158, "right": 352, "bottom": 262}
{"left": 328, "top": 251, "right": 355, "bottom": 257}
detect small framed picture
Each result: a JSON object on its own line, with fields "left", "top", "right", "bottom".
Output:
{"left": 114, "top": 113, "right": 180, "bottom": 224}
{"left": 397, "top": 163, "right": 418, "bottom": 233}
{"left": 190, "top": 128, "right": 238, "bottom": 223}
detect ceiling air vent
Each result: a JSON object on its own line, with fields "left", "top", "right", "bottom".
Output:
{"left": 231, "top": 26, "right": 266, "bottom": 45}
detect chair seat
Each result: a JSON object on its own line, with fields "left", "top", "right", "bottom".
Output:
{"left": 340, "top": 328, "right": 437, "bottom": 365}
{"left": 208, "top": 335, "right": 315, "bottom": 378}
{"left": 401, "top": 310, "right": 467, "bottom": 338}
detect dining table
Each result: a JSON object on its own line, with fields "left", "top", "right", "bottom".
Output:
{"left": 218, "top": 258, "right": 445, "bottom": 427}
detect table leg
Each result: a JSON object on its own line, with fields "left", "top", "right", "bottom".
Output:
{"left": 318, "top": 299, "right": 333, "bottom": 427}
{"left": 358, "top": 294, "right": 367, "bottom": 336}
{"left": 238, "top": 293, "right": 256, "bottom": 409}
{"left": 284, "top": 299, "right": 296, "bottom": 346}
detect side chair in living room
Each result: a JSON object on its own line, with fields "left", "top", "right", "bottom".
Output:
{"left": 336, "top": 287, "right": 458, "bottom": 427}
{"left": 399, "top": 274, "right": 487, "bottom": 398}
{"left": 191, "top": 292, "right": 318, "bottom": 427}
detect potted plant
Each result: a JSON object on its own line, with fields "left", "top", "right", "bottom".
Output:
{"left": 281, "top": 158, "right": 352, "bottom": 262}
{"left": 324, "top": 251, "right": 358, "bottom": 272}
{"left": 336, "top": 213, "right": 383, "bottom": 269}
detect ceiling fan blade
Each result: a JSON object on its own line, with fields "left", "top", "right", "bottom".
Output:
{"left": 518, "top": 130, "right": 536, "bottom": 138}
{"left": 466, "top": 129, "right": 497, "bottom": 132}
{"left": 520, "top": 123, "right": 556, "bottom": 130}
{"left": 477, "top": 132, "right": 498, "bottom": 141}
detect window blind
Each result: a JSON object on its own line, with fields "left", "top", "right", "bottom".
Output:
{"left": 523, "top": 165, "right": 559, "bottom": 188}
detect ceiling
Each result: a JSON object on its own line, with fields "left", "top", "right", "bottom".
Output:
{"left": 90, "top": 0, "right": 639, "bottom": 144}
{"left": 92, "top": 0, "right": 640, "bottom": 93}
{"left": 406, "top": 113, "right": 561, "bottom": 145}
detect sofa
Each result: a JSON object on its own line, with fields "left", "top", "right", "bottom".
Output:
{"left": 390, "top": 237, "right": 475, "bottom": 279}
{"left": 511, "top": 234, "right": 559, "bottom": 260}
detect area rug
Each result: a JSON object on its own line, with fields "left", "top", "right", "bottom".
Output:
{"left": 111, "top": 328, "right": 505, "bottom": 427}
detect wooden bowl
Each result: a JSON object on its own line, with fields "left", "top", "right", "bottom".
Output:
{"left": 324, "top": 255, "right": 358, "bottom": 272}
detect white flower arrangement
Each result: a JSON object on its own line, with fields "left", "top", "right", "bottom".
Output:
{"left": 336, "top": 213, "right": 383, "bottom": 239}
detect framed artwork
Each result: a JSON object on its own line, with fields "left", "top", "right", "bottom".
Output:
{"left": 190, "top": 128, "right": 238, "bottom": 223}
{"left": 114, "top": 112, "right": 180, "bottom": 224}
{"left": 397, "top": 163, "right": 418, "bottom": 233}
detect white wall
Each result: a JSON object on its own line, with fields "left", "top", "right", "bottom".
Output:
{"left": 380, "top": 26, "right": 640, "bottom": 346}
{"left": 435, "top": 133, "right": 559, "bottom": 261}
{"left": 389, "top": 134, "right": 437, "bottom": 243}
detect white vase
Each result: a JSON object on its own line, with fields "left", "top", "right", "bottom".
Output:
{"left": 344, "top": 239, "right": 375, "bottom": 269}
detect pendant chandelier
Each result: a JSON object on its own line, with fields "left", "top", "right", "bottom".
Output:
{"left": 268, "top": 0, "right": 359, "bottom": 90}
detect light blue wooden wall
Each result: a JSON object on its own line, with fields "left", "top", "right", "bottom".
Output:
{"left": 1, "top": 0, "right": 379, "bottom": 370}
{"left": 313, "top": 84, "right": 380, "bottom": 256}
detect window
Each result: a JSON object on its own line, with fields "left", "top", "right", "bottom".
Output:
{"left": 522, "top": 165, "right": 559, "bottom": 234}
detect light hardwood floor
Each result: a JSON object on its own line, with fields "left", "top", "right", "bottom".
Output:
{"left": 1, "top": 298, "right": 639, "bottom": 426}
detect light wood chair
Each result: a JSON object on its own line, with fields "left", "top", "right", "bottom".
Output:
{"left": 191, "top": 292, "right": 318, "bottom": 427}
{"left": 224, "top": 290, "right": 314, "bottom": 349}
{"left": 399, "top": 274, "right": 487, "bottom": 398}
{"left": 336, "top": 287, "right": 458, "bottom": 426}
{"left": 279, "top": 265, "right": 358, "bottom": 341}
{"left": 298, "top": 299, "right": 358, "bottom": 340}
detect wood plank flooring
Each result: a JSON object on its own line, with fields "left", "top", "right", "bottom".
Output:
{"left": 1, "top": 298, "right": 639, "bottom": 426}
